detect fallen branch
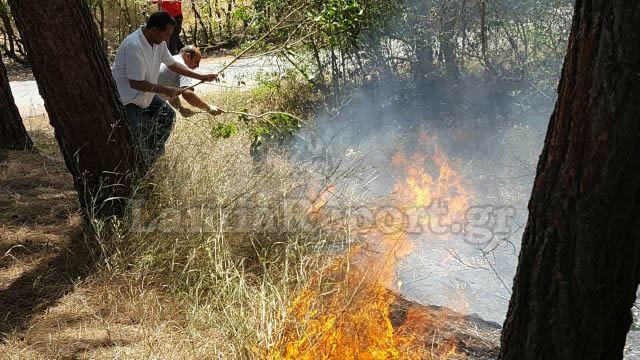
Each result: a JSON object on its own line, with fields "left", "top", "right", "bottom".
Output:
{"left": 194, "top": 109, "right": 305, "bottom": 125}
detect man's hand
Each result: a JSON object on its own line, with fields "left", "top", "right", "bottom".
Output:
{"left": 168, "top": 63, "right": 218, "bottom": 83}
{"left": 178, "top": 107, "right": 196, "bottom": 118}
{"left": 160, "top": 85, "right": 182, "bottom": 98}
{"left": 198, "top": 73, "right": 218, "bottom": 82}
{"left": 208, "top": 105, "right": 224, "bottom": 116}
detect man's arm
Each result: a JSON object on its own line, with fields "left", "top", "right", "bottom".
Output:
{"left": 168, "top": 96, "right": 196, "bottom": 117}
{"left": 180, "top": 89, "right": 208, "bottom": 111}
{"left": 181, "top": 89, "right": 223, "bottom": 115}
{"left": 129, "top": 80, "right": 181, "bottom": 98}
{"left": 168, "top": 62, "right": 217, "bottom": 82}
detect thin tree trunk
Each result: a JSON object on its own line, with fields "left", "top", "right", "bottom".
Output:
{"left": 99, "top": 2, "right": 107, "bottom": 53}
{"left": 440, "top": 28, "right": 459, "bottom": 81}
{"left": 214, "top": 0, "right": 223, "bottom": 36}
{"left": 479, "top": 0, "right": 498, "bottom": 78}
{"left": 413, "top": 42, "right": 434, "bottom": 83}
{"left": 0, "top": 56, "right": 32, "bottom": 150}
{"left": 191, "top": 1, "right": 200, "bottom": 45}
{"left": 7, "top": 0, "right": 141, "bottom": 218}
{"left": 0, "top": 5, "right": 15, "bottom": 56}
{"left": 207, "top": 0, "right": 214, "bottom": 44}
{"left": 330, "top": 44, "right": 340, "bottom": 105}
{"left": 500, "top": 1, "right": 640, "bottom": 359}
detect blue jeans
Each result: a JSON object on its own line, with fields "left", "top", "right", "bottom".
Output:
{"left": 125, "top": 95, "right": 176, "bottom": 170}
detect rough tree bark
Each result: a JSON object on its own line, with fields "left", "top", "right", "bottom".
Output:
{"left": 0, "top": 56, "right": 32, "bottom": 150}
{"left": 500, "top": 1, "right": 640, "bottom": 359}
{"left": 7, "top": 0, "right": 141, "bottom": 218}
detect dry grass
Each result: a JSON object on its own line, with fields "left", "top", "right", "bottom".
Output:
{"left": 92, "top": 83, "right": 343, "bottom": 358}
{"left": 0, "top": 115, "right": 79, "bottom": 294}
{"left": 1, "top": 80, "right": 342, "bottom": 359}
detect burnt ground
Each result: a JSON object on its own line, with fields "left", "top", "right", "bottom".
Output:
{"left": 391, "top": 295, "right": 500, "bottom": 359}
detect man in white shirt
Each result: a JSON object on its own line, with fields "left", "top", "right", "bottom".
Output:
{"left": 157, "top": 45, "right": 223, "bottom": 117}
{"left": 111, "top": 11, "right": 216, "bottom": 169}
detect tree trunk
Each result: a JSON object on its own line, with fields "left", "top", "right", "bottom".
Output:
{"left": 7, "top": 0, "right": 141, "bottom": 218}
{"left": 0, "top": 4, "right": 16, "bottom": 56}
{"left": 0, "top": 56, "right": 32, "bottom": 150}
{"left": 500, "top": 1, "right": 640, "bottom": 359}
{"left": 440, "top": 32, "right": 459, "bottom": 82}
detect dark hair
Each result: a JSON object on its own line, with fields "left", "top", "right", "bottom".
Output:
{"left": 180, "top": 45, "right": 199, "bottom": 57}
{"left": 146, "top": 11, "right": 177, "bottom": 30}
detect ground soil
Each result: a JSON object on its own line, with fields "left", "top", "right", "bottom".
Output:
{"left": 0, "top": 117, "right": 81, "bottom": 322}
{"left": 4, "top": 57, "right": 33, "bottom": 82}
{"left": 0, "top": 117, "right": 141, "bottom": 359}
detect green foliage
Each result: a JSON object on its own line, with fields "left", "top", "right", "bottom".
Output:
{"left": 250, "top": 113, "right": 301, "bottom": 155}
{"left": 255, "top": 71, "right": 282, "bottom": 92}
{"left": 237, "top": 108, "right": 251, "bottom": 124}
{"left": 209, "top": 109, "right": 301, "bottom": 156}
{"left": 274, "top": 0, "right": 571, "bottom": 115}
{"left": 313, "top": 0, "right": 364, "bottom": 47}
{"left": 208, "top": 97, "right": 302, "bottom": 157}
{"left": 211, "top": 122, "right": 239, "bottom": 139}
{"left": 232, "top": 5, "right": 253, "bottom": 24}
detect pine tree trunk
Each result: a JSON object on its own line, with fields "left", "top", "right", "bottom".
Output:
{"left": 500, "top": 1, "right": 640, "bottom": 359}
{"left": 0, "top": 56, "right": 32, "bottom": 150}
{"left": 7, "top": 0, "right": 141, "bottom": 218}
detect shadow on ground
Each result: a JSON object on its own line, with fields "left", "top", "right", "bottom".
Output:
{"left": 0, "top": 147, "right": 98, "bottom": 339}
{"left": 0, "top": 227, "right": 99, "bottom": 338}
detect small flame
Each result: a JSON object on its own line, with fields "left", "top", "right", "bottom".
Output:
{"left": 307, "top": 184, "right": 336, "bottom": 217}
{"left": 443, "top": 342, "right": 458, "bottom": 358}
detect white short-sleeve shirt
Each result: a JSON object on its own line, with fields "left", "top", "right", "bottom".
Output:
{"left": 111, "top": 27, "right": 176, "bottom": 108}
{"left": 157, "top": 54, "right": 193, "bottom": 88}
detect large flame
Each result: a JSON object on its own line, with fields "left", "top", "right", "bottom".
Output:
{"left": 266, "top": 134, "right": 471, "bottom": 359}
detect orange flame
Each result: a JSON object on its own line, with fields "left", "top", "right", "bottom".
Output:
{"left": 265, "top": 134, "right": 470, "bottom": 359}
{"left": 267, "top": 278, "right": 417, "bottom": 359}
{"left": 308, "top": 185, "right": 335, "bottom": 215}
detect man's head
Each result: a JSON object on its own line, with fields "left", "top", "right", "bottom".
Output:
{"left": 144, "top": 12, "right": 176, "bottom": 45}
{"left": 180, "top": 45, "right": 202, "bottom": 69}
